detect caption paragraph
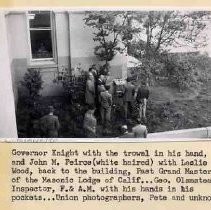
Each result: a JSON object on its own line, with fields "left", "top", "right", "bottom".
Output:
{"left": 10, "top": 146, "right": 211, "bottom": 203}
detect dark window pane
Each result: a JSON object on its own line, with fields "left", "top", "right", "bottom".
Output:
{"left": 29, "top": 11, "right": 51, "bottom": 28}
{"left": 30, "top": 30, "right": 53, "bottom": 59}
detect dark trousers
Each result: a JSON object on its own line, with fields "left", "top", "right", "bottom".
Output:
{"left": 100, "top": 107, "right": 111, "bottom": 127}
{"left": 124, "top": 101, "right": 133, "bottom": 119}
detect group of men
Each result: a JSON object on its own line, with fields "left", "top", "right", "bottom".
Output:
{"left": 83, "top": 67, "right": 149, "bottom": 138}
{"left": 84, "top": 68, "right": 113, "bottom": 136}
{"left": 39, "top": 66, "right": 149, "bottom": 138}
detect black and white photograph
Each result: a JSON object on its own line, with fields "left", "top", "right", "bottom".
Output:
{"left": 0, "top": 9, "right": 211, "bottom": 138}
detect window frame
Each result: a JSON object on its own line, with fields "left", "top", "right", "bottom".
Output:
{"left": 26, "top": 11, "right": 57, "bottom": 64}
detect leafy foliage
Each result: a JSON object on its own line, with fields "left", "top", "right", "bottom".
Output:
{"left": 21, "top": 68, "right": 43, "bottom": 100}
{"left": 85, "top": 10, "right": 210, "bottom": 89}
{"left": 130, "top": 57, "right": 165, "bottom": 85}
{"left": 130, "top": 11, "right": 210, "bottom": 58}
{"left": 62, "top": 75, "right": 86, "bottom": 104}
{"left": 130, "top": 51, "right": 211, "bottom": 91}
{"left": 184, "top": 53, "right": 211, "bottom": 82}
{"left": 165, "top": 54, "right": 198, "bottom": 91}
{"left": 84, "top": 11, "right": 139, "bottom": 66}
{"left": 130, "top": 11, "right": 211, "bottom": 89}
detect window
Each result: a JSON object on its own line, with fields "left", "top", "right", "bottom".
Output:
{"left": 27, "top": 11, "right": 55, "bottom": 61}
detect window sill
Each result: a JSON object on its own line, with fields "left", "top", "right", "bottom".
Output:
{"left": 28, "top": 60, "right": 58, "bottom": 69}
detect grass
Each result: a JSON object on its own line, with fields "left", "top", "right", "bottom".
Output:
{"left": 145, "top": 78, "right": 211, "bottom": 133}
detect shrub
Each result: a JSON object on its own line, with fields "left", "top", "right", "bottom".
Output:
{"left": 21, "top": 68, "right": 43, "bottom": 100}
{"left": 165, "top": 55, "right": 198, "bottom": 91}
{"left": 130, "top": 57, "right": 165, "bottom": 86}
{"left": 62, "top": 75, "right": 86, "bottom": 105}
{"left": 185, "top": 53, "right": 211, "bottom": 83}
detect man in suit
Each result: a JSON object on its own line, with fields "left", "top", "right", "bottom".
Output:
{"left": 123, "top": 78, "right": 135, "bottom": 120}
{"left": 85, "top": 72, "right": 95, "bottom": 106}
{"left": 40, "top": 106, "right": 60, "bottom": 138}
{"left": 100, "top": 85, "right": 112, "bottom": 128}
{"left": 132, "top": 122, "right": 147, "bottom": 138}
{"left": 134, "top": 82, "right": 149, "bottom": 123}
{"left": 83, "top": 105, "right": 97, "bottom": 138}
{"left": 95, "top": 75, "right": 105, "bottom": 117}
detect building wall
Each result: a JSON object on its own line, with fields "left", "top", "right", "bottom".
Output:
{"left": 0, "top": 12, "right": 17, "bottom": 137}
{"left": 6, "top": 11, "right": 126, "bottom": 99}
{"left": 55, "top": 12, "right": 70, "bottom": 70}
{"left": 6, "top": 12, "right": 67, "bottom": 97}
{"left": 69, "top": 12, "right": 99, "bottom": 72}
{"left": 69, "top": 12, "right": 127, "bottom": 78}
{"left": 6, "top": 12, "right": 28, "bottom": 102}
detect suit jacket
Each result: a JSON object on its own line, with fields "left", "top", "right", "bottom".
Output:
{"left": 124, "top": 82, "right": 135, "bottom": 102}
{"left": 132, "top": 124, "right": 147, "bottom": 138}
{"left": 100, "top": 91, "right": 112, "bottom": 109}
{"left": 136, "top": 87, "right": 149, "bottom": 103}
{"left": 97, "top": 84, "right": 106, "bottom": 101}
{"left": 40, "top": 114, "right": 60, "bottom": 137}
{"left": 85, "top": 79, "right": 95, "bottom": 104}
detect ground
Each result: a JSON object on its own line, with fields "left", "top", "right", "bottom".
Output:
{"left": 146, "top": 78, "right": 211, "bottom": 133}
{"left": 16, "top": 75, "right": 211, "bottom": 138}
